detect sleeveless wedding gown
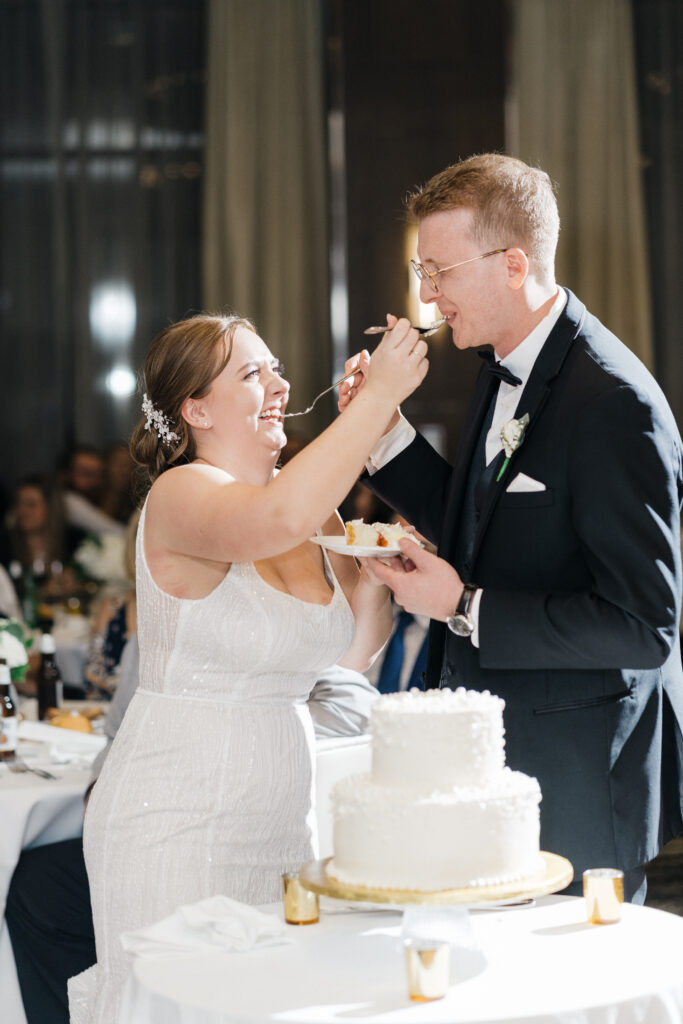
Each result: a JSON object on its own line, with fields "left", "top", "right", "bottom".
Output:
{"left": 69, "top": 502, "right": 355, "bottom": 1023}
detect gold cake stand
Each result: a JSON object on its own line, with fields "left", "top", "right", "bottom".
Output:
{"left": 299, "top": 852, "right": 573, "bottom": 907}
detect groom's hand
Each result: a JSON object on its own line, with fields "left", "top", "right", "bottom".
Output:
{"left": 360, "top": 539, "right": 464, "bottom": 621}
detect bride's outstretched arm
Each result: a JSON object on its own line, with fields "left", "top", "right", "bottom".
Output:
{"left": 152, "top": 320, "right": 428, "bottom": 565}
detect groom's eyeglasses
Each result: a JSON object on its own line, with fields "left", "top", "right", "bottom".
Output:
{"left": 410, "top": 249, "right": 508, "bottom": 293}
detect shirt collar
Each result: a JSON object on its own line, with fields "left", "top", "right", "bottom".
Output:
{"left": 500, "top": 288, "right": 567, "bottom": 387}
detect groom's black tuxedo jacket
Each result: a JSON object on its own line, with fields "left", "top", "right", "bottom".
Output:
{"left": 369, "top": 289, "right": 683, "bottom": 877}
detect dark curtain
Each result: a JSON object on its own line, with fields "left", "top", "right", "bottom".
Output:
{"left": 632, "top": 0, "right": 683, "bottom": 430}
{"left": 0, "top": 0, "right": 205, "bottom": 492}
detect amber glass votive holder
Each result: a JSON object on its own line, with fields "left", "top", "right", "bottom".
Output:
{"left": 404, "top": 939, "right": 450, "bottom": 1002}
{"left": 583, "top": 868, "right": 624, "bottom": 924}
{"left": 281, "top": 872, "right": 319, "bottom": 925}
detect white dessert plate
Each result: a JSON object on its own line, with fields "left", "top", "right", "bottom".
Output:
{"left": 310, "top": 535, "right": 404, "bottom": 558}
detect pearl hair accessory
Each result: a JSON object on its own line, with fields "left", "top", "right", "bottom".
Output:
{"left": 142, "top": 393, "right": 180, "bottom": 445}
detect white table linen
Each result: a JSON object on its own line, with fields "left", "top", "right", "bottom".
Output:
{"left": 0, "top": 751, "right": 94, "bottom": 1024}
{"left": 1, "top": 731, "right": 371, "bottom": 1024}
{"left": 119, "top": 896, "right": 683, "bottom": 1024}
{"left": 314, "top": 735, "right": 370, "bottom": 860}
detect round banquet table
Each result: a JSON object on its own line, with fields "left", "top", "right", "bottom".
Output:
{"left": 0, "top": 731, "right": 104, "bottom": 1024}
{"left": 118, "top": 894, "right": 683, "bottom": 1024}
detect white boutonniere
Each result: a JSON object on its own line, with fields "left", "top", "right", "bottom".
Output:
{"left": 497, "top": 413, "right": 530, "bottom": 482}
{"left": 73, "top": 533, "right": 128, "bottom": 586}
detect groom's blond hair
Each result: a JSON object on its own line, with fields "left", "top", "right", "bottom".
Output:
{"left": 407, "top": 153, "right": 559, "bottom": 286}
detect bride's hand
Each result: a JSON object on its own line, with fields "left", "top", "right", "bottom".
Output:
{"left": 363, "top": 315, "right": 429, "bottom": 409}
{"left": 338, "top": 314, "right": 429, "bottom": 417}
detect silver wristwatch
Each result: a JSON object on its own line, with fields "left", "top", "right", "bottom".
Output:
{"left": 446, "top": 583, "right": 478, "bottom": 637}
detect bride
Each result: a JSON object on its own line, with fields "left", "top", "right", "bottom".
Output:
{"left": 69, "top": 312, "right": 428, "bottom": 1022}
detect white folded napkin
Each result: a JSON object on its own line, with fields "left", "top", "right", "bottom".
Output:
{"left": 120, "top": 895, "right": 291, "bottom": 958}
{"left": 18, "top": 720, "right": 107, "bottom": 756}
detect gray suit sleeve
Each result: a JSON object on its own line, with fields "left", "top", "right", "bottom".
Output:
{"left": 307, "top": 664, "right": 379, "bottom": 738}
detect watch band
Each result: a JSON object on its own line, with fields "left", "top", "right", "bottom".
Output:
{"left": 456, "top": 583, "right": 478, "bottom": 617}
{"left": 446, "top": 583, "right": 478, "bottom": 637}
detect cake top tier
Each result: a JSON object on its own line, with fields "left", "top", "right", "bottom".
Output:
{"left": 372, "top": 687, "right": 505, "bottom": 716}
{"left": 370, "top": 687, "right": 506, "bottom": 791}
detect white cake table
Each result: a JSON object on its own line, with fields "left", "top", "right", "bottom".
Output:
{"left": 118, "top": 895, "right": 683, "bottom": 1024}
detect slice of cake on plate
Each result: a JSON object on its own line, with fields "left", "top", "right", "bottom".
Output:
{"left": 344, "top": 519, "right": 418, "bottom": 548}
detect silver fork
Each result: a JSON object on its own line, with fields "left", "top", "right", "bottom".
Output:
{"left": 363, "top": 317, "right": 445, "bottom": 337}
{"left": 9, "top": 758, "right": 57, "bottom": 780}
{"left": 283, "top": 318, "right": 444, "bottom": 419}
{"left": 283, "top": 369, "right": 359, "bottom": 418}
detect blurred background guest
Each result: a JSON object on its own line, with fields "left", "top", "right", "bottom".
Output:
{"left": 59, "top": 445, "right": 125, "bottom": 537}
{"left": 0, "top": 474, "right": 87, "bottom": 627}
{"left": 98, "top": 443, "right": 136, "bottom": 526}
{"left": 83, "top": 510, "right": 139, "bottom": 698}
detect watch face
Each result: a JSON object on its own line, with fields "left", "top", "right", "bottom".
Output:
{"left": 447, "top": 614, "right": 474, "bottom": 637}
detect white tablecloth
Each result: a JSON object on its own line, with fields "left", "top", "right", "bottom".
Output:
{"left": 119, "top": 896, "right": 683, "bottom": 1024}
{"left": 314, "top": 735, "right": 371, "bottom": 859}
{"left": 1, "top": 732, "right": 371, "bottom": 1024}
{"left": 0, "top": 744, "right": 99, "bottom": 1024}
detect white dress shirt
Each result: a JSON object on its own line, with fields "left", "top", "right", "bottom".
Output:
{"left": 366, "top": 288, "right": 567, "bottom": 648}
{"left": 485, "top": 289, "right": 566, "bottom": 465}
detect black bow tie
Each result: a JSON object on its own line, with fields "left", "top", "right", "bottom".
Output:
{"left": 478, "top": 349, "right": 522, "bottom": 387}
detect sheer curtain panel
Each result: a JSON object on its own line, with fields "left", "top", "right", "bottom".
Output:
{"left": 202, "top": 0, "right": 331, "bottom": 438}
{"left": 506, "top": 0, "right": 654, "bottom": 370}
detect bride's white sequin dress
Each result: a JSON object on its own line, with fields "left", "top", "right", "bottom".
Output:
{"left": 69, "top": 502, "right": 355, "bottom": 1023}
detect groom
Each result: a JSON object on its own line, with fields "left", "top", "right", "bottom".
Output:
{"left": 343, "top": 153, "right": 683, "bottom": 901}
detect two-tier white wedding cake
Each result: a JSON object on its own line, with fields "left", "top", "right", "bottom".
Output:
{"left": 328, "top": 688, "right": 543, "bottom": 891}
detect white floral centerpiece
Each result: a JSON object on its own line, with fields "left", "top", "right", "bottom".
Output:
{"left": 0, "top": 617, "right": 33, "bottom": 682}
{"left": 72, "top": 533, "right": 128, "bottom": 588}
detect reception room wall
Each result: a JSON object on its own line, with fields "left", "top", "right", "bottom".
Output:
{"left": 0, "top": 0, "right": 680, "bottom": 494}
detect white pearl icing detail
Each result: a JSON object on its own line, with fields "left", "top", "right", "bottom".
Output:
{"left": 329, "top": 688, "right": 542, "bottom": 891}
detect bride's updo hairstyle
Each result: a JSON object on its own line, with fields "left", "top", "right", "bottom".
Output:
{"left": 130, "top": 313, "right": 255, "bottom": 485}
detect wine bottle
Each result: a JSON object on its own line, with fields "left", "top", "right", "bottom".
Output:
{"left": 37, "top": 633, "right": 63, "bottom": 720}
{"left": 0, "top": 658, "right": 18, "bottom": 761}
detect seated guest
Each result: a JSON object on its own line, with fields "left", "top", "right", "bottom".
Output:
{"left": 364, "top": 599, "right": 428, "bottom": 693}
{"left": 6, "top": 633, "right": 139, "bottom": 1024}
{"left": 6, "top": 639, "right": 377, "bottom": 1024}
{"left": 98, "top": 443, "right": 136, "bottom": 525}
{"left": 307, "top": 663, "right": 378, "bottom": 735}
{"left": 59, "top": 445, "right": 125, "bottom": 537}
{"left": 0, "top": 474, "right": 87, "bottom": 623}
{"left": 83, "top": 511, "right": 139, "bottom": 698}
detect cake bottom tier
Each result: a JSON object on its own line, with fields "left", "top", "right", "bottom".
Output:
{"left": 329, "top": 770, "right": 542, "bottom": 892}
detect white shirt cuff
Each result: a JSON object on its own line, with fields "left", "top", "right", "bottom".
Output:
{"left": 469, "top": 588, "right": 483, "bottom": 649}
{"left": 366, "top": 411, "right": 416, "bottom": 474}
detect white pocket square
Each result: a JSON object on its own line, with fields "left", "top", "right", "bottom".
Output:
{"left": 506, "top": 472, "right": 546, "bottom": 493}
